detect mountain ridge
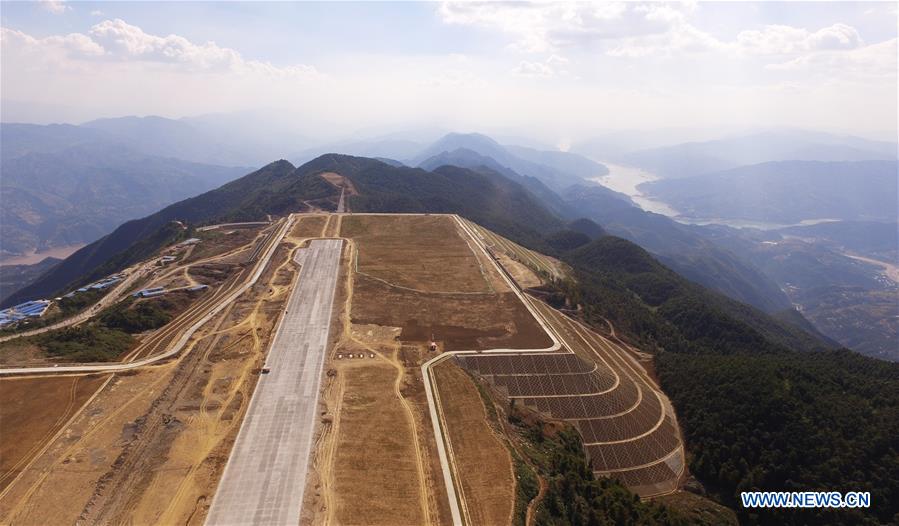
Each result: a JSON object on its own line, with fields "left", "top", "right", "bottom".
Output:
{"left": 4, "top": 154, "right": 562, "bottom": 305}
{"left": 0, "top": 139, "right": 249, "bottom": 258}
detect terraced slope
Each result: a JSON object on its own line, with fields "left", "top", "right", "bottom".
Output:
{"left": 454, "top": 224, "right": 684, "bottom": 498}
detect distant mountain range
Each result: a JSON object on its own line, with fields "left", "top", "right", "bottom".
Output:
{"left": 4, "top": 120, "right": 893, "bottom": 360}
{"left": 410, "top": 132, "right": 607, "bottom": 191}
{"left": 417, "top": 147, "right": 621, "bottom": 220}
{"left": 0, "top": 125, "right": 248, "bottom": 258}
{"left": 409, "top": 136, "right": 897, "bottom": 358}
{"left": 0, "top": 257, "right": 60, "bottom": 304}
{"left": 4, "top": 155, "right": 563, "bottom": 305}
{"left": 619, "top": 130, "right": 896, "bottom": 179}
{"left": 699, "top": 221, "right": 899, "bottom": 360}
{"left": 410, "top": 135, "right": 793, "bottom": 313}
{"left": 642, "top": 160, "right": 898, "bottom": 223}
{"left": 6, "top": 153, "right": 828, "bottom": 358}
{"left": 776, "top": 220, "right": 898, "bottom": 262}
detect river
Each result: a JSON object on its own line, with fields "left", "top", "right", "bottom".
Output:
{"left": 592, "top": 162, "right": 844, "bottom": 231}
{"left": 590, "top": 162, "right": 679, "bottom": 216}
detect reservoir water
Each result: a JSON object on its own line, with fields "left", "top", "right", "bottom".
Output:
{"left": 590, "top": 162, "right": 679, "bottom": 216}
{"left": 592, "top": 162, "right": 844, "bottom": 231}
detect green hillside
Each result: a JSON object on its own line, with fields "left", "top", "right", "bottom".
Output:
{"left": 7, "top": 154, "right": 562, "bottom": 304}
{"left": 539, "top": 235, "right": 898, "bottom": 525}
{"left": 12, "top": 152, "right": 898, "bottom": 524}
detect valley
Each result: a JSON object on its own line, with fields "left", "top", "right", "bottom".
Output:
{"left": 0, "top": 211, "right": 689, "bottom": 526}
{"left": 591, "top": 162, "right": 678, "bottom": 216}
{"left": 0, "top": 144, "right": 893, "bottom": 525}
{"left": 2, "top": 3, "right": 896, "bottom": 523}
{"left": 0, "top": 245, "right": 84, "bottom": 267}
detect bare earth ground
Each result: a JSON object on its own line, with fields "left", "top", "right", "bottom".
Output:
{"left": 0, "top": 215, "right": 325, "bottom": 525}
{"left": 461, "top": 218, "right": 569, "bottom": 282}
{"left": 497, "top": 254, "right": 543, "bottom": 289}
{"left": 289, "top": 214, "right": 329, "bottom": 242}
{"left": 0, "top": 342, "right": 46, "bottom": 366}
{"left": 304, "top": 230, "right": 450, "bottom": 526}
{"left": 2, "top": 213, "right": 680, "bottom": 525}
{"left": 432, "top": 361, "right": 515, "bottom": 526}
{"left": 304, "top": 214, "right": 555, "bottom": 526}
{"left": 0, "top": 365, "right": 173, "bottom": 524}
{"left": 341, "top": 215, "right": 492, "bottom": 293}
{"left": 0, "top": 374, "right": 109, "bottom": 492}
{"left": 344, "top": 215, "right": 550, "bottom": 352}
{"left": 181, "top": 226, "right": 262, "bottom": 265}
{"left": 326, "top": 354, "right": 427, "bottom": 526}
{"left": 318, "top": 172, "right": 359, "bottom": 197}
{"left": 0, "top": 221, "right": 268, "bottom": 366}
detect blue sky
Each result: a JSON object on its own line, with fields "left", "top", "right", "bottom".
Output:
{"left": 1, "top": 1, "right": 896, "bottom": 142}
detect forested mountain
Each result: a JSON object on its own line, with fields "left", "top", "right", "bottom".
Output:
{"left": 410, "top": 132, "right": 607, "bottom": 191}
{"left": 623, "top": 130, "right": 896, "bottom": 179}
{"left": 5, "top": 155, "right": 562, "bottom": 304}
{"left": 777, "top": 220, "right": 899, "bottom": 262}
{"left": 0, "top": 116, "right": 277, "bottom": 166}
{"left": 80, "top": 116, "right": 250, "bottom": 167}
{"left": 564, "top": 237, "right": 827, "bottom": 354}
{"left": 699, "top": 224, "right": 898, "bottom": 360}
{"left": 81, "top": 114, "right": 308, "bottom": 166}
{"left": 0, "top": 257, "right": 60, "bottom": 304}
{"left": 562, "top": 185, "right": 794, "bottom": 312}
{"left": 504, "top": 144, "right": 609, "bottom": 179}
{"left": 0, "top": 123, "right": 110, "bottom": 159}
{"left": 418, "top": 147, "right": 578, "bottom": 219}
{"left": 543, "top": 236, "right": 897, "bottom": 525}
{"left": 13, "top": 151, "right": 897, "bottom": 524}
{"left": 303, "top": 154, "right": 565, "bottom": 244}
{"left": 293, "top": 139, "right": 424, "bottom": 166}
{"left": 418, "top": 144, "right": 793, "bottom": 313}
{"left": 642, "top": 160, "right": 898, "bottom": 223}
{"left": 0, "top": 140, "right": 247, "bottom": 258}
{"left": 566, "top": 218, "right": 607, "bottom": 239}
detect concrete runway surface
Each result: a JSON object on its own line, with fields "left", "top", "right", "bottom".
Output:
{"left": 206, "top": 238, "right": 343, "bottom": 526}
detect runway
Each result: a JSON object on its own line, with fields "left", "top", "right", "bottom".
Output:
{"left": 206, "top": 238, "right": 344, "bottom": 526}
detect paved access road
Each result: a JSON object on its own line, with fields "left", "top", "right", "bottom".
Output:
{"left": 206, "top": 238, "right": 344, "bottom": 526}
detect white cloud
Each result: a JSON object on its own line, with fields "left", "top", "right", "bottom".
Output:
{"left": 91, "top": 10, "right": 104, "bottom": 17}
{"left": 2, "top": 26, "right": 105, "bottom": 61}
{"left": 438, "top": 1, "right": 734, "bottom": 59}
{"left": 766, "top": 37, "right": 897, "bottom": 78}
{"left": 419, "top": 69, "right": 486, "bottom": 88}
{"left": 1, "top": 19, "right": 319, "bottom": 78}
{"left": 438, "top": 3, "right": 888, "bottom": 83}
{"left": 39, "top": 0, "right": 70, "bottom": 15}
{"left": 607, "top": 22, "right": 726, "bottom": 58}
{"left": 0, "top": 6, "right": 893, "bottom": 141}
{"left": 737, "top": 23, "right": 863, "bottom": 55}
{"left": 438, "top": 1, "right": 681, "bottom": 53}
{"left": 513, "top": 54, "right": 570, "bottom": 78}
{"left": 514, "top": 60, "right": 554, "bottom": 78}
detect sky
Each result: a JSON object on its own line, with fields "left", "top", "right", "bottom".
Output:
{"left": 1, "top": 1, "right": 897, "bottom": 143}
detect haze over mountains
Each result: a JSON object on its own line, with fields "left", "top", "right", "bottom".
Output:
{"left": 0, "top": 123, "right": 248, "bottom": 259}
{"left": 617, "top": 129, "right": 897, "bottom": 179}
{"left": 2, "top": 114, "right": 896, "bottom": 360}
{"left": 2, "top": 3, "right": 896, "bottom": 523}
{"left": 643, "top": 160, "right": 898, "bottom": 224}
